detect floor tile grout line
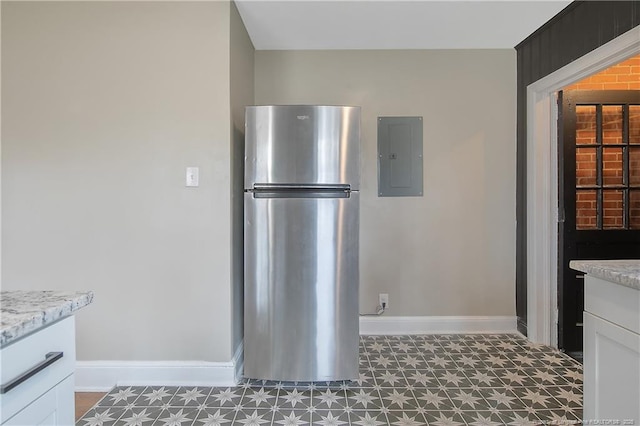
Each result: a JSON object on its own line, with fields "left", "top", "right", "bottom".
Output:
{"left": 231, "top": 380, "right": 250, "bottom": 425}
{"left": 394, "top": 339, "right": 431, "bottom": 425}
{"left": 340, "top": 379, "right": 351, "bottom": 426}
{"left": 399, "top": 336, "right": 450, "bottom": 424}
{"left": 369, "top": 337, "right": 391, "bottom": 426}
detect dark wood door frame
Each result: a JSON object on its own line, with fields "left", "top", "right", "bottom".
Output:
{"left": 558, "top": 90, "right": 640, "bottom": 357}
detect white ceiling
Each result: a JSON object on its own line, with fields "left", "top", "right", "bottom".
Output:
{"left": 235, "top": 0, "right": 572, "bottom": 50}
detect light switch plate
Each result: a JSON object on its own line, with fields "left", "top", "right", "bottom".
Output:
{"left": 186, "top": 167, "right": 199, "bottom": 187}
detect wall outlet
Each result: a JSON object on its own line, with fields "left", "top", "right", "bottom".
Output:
{"left": 379, "top": 293, "right": 389, "bottom": 309}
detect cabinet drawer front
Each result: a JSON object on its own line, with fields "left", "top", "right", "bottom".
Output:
{"left": 3, "top": 375, "right": 74, "bottom": 426}
{"left": 585, "top": 276, "right": 640, "bottom": 334}
{"left": 0, "top": 317, "right": 75, "bottom": 423}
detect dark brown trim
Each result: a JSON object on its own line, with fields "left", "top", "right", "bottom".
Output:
{"left": 517, "top": 318, "right": 528, "bottom": 336}
{"left": 515, "top": 2, "right": 578, "bottom": 49}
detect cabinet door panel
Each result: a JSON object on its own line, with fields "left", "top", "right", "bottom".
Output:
{"left": 584, "top": 312, "right": 640, "bottom": 422}
{"left": 3, "top": 375, "right": 74, "bottom": 426}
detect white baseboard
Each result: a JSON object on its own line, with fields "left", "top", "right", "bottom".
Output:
{"left": 75, "top": 317, "right": 517, "bottom": 391}
{"left": 359, "top": 315, "right": 518, "bottom": 335}
{"left": 75, "top": 360, "right": 238, "bottom": 392}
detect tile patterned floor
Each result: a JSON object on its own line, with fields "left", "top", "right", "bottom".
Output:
{"left": 77, "top": 333, "right": 583, "bottom": 426}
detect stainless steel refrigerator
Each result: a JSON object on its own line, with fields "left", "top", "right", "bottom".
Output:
{"left": 244, "top": 105, "right": 360, "bottom": 382}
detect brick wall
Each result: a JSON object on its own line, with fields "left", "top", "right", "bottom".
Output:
{"left": 565, "top": 55, "right": 640, "bottom": 90}
{"left": 570, "top": 55, "right": 640, "bottom": 229}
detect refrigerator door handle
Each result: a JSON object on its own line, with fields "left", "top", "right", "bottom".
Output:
{"left": 252, "top": 183, "right": 351, "bottom": 192}
{"left": 251, "top": 183, "right": 351, "bottom": 198}
{"left": 252, "top": 190, "right": 350, "bottom": 199}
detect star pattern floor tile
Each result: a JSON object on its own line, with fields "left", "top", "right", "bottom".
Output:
{"left": 77, "top": 333, "right": 583, "bottom": 425}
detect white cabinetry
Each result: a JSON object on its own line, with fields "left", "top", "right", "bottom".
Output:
{"left": 583, "top": 275, "right": 640, "bottom": 423}
{"left": 0, "top": 317, "right": 76, "bottom": 426}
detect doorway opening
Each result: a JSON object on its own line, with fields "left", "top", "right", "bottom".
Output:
{"left": 526, "top": 26, "right": 640, "bottom": 348}
{"left": 556, "top": 81, "right": 640, "bottom": 360}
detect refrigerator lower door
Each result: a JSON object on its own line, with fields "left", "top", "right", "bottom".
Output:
{"left": 244, "top": 191, "right": 359, "bottom": 382}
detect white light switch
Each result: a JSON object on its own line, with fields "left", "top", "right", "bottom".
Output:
{"left": 186, "top": 167, "right": 199, "bottom": 187}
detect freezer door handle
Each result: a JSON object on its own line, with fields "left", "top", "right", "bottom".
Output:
{"left": 253, "top": 190, "right": 350, "bottom": 199}
{"left": 252, "top": 183, "right": 350, "bottom": 191}
{"left": 250, "top": 183, "right": 351, "bottom": 198}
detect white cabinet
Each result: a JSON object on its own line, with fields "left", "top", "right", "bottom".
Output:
{"left": 3, "top": 376, "right": 74, "bottom": 426}
{"left": 583, "top": 276, "right": 640, "bottom": 423}
{"left": 0, "top": 317, "right": 76, "bottom": 426}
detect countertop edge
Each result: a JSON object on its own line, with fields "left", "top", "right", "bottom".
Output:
{"left": 0, "top": 291, "right": 94, "bottom": 347}
{"left": 569, "top": 260, "right": 640, "bottom": 291}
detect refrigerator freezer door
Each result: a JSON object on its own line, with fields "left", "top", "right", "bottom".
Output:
{"left": 245, "top": 106, "right": 360, "bottom": 189}
{"left": 244, "top": 191, "right": 359, "bottom": 382}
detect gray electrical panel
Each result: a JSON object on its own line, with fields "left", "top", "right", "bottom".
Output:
{"left": 377, "top": 116, "right": 423, "bottom": 197}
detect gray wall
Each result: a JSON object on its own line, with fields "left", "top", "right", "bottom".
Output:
{"left": 2, "top": 1, "right": 235, "bottom": 361}
{"left": 255, "top": 50, "right": 517, "bottom": 316}
{"left": 230, "top": 1, "right": 254, "bottom": 355}
{"left": 2, "top": 2, "right": 517, "bottom": 367}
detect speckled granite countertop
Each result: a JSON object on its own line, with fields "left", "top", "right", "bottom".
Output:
{"left": 570, "top": 260, "right": 640, "bottom": 291}
{"left": 0, "top": 290, "right": 94, "bottom": 347}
